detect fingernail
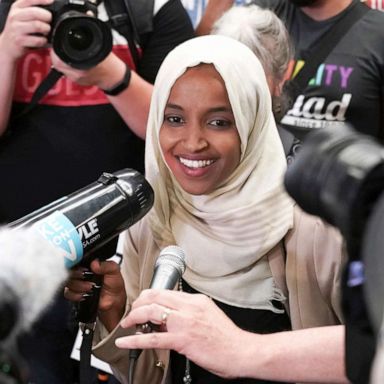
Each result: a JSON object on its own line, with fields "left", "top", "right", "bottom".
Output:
{"left": 82, "top": 270, "right": 94, "bottom": 280}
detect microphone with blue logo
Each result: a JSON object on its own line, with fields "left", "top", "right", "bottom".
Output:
{"left": 9, "top": 168, "right": 154, "bottom": 325}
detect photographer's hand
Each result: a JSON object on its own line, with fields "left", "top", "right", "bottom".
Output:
{"left": 50, "top": 50, "right": 152, "bottom": 139}
{"left": 0, "top": 0, "right": 53, "bottom": 61}
{"left": 0, "top": 0, "right": 54, "bottom": 136}
{"left": 50, "top": 50, "right": 126, "bottom": 89}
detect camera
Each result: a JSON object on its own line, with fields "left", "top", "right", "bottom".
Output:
{"left": 43, "top": 0, "right": 113, "bottom": 69}
{"left": 284, "top": 123, "right": 384, "bottom": 327}
{"left": 283, "top": 123, "right": 384, "bottom": 382}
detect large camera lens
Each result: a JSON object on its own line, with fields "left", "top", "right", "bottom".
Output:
{"left": 284, "top": 124, "right": 384, "bottom": 259}
{"left": 52, "top": 11, "right": 112, "bottom": 69}
{"left": 67, "top": 25, "right": 94, "bottom": 51}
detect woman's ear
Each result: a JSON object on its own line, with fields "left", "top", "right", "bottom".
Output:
{"left": 273, "top": 81, "right": 284, "bottom": 97}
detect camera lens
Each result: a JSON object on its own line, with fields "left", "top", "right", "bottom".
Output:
{"left": 284, "top": 124, "right": 384, "bottom": 259}
{"left": 67, "top": 26, "right": 94, "bottom": 51}
{"left": 52, "top": 11, "right": 112, "bottom": 69}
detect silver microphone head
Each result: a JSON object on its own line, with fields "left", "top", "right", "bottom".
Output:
{"left": 155, "top": 245, "right": 186, "bottom": 275}
{"left": 150, "top": 245, "right": 186, "bottom": 290}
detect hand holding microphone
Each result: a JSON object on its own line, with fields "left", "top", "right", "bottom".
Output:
{"left": 10, "top": 168, "right": 154, "bottom": 325}
{"left": 64, "top": 258, "right": 127, "bottom": 332}
{"left": 131, "top": 245, "right": 186, "bottom": 345}
{"left": 117, "top": 289, "right": 245, "bottom": 381}
{"left": 121, "top": 245, "right": 185, "bottom": 384}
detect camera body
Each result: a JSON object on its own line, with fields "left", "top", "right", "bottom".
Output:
{"left": 43, "top": 0, "right": 112, "bottom": 69}
{"left": 284, "top": 124, "right": 384, "bottom": 382}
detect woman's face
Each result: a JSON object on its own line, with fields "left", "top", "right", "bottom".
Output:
{"left": 159, "top": 65, "right": 241, "bottom": 195}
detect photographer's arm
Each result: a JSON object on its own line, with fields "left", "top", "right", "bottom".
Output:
{"left": 50, "top": 51, "right": 151, "bottom": 140}
{"left": 0, "top": 0, "right": 53, "bottom": 136}
{"left": 50, "top": 0, "right": 194, "bottom": 140}
{"left": 195, "top": 0, "right": 234, "bottom": 36}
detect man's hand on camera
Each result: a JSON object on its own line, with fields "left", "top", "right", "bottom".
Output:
{"left": 0, "top": 0, "right": 54, "bottom": 61}
{"left": 50, "top": 50, "right": 127, "bottom": 90}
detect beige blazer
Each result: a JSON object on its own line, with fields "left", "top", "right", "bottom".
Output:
{"left": 92, "top": 205, "right": 346, "bottom": 384}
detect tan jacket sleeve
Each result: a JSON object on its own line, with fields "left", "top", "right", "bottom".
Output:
{"left": 285, "top": 206, "right": 347, "bottom": 330}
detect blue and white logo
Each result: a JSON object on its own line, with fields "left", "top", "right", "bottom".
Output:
{"left": 33, "top": 211, "right": 83, "bottom": 268}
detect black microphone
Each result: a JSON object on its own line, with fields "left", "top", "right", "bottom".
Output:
{"left": 129, "top": 245, "right": 186, "bottom": 363}
{"left": 9, "top": 168, "right": 154, "bottom": 324}
{"left": 10, "top": 169, "right": 153, "bottom": 268}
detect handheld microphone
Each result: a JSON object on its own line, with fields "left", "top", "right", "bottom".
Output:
{"left": 10, "top": 168, "right": 154, "bottom": 324}
{"left": 149, "top": 245, "right": 187, "bottom": 290}
{"left": 130, "top": 245, "right": 186, "bottom": 361}
{"left": 10, "top": 169, "right": 154, "bottom": 269}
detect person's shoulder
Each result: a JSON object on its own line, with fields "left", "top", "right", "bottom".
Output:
{"left": 285, "top": 205, "right": 343, "bottom": 250}
{"left": 364, "top": 4, "right": 384, "bottom": 24}
{"left": 356, "top": 6, "right": 384, "bottom": 43}
{"left": 128, "top": 214, "right": 152, "bottom": 241}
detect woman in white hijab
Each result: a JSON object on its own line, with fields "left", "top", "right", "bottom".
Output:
{"left": 65, "top": 35, "right": 345, "bottom": 384}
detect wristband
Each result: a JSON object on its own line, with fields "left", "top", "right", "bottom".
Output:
{"left": 103, "top": 64, "right": 131, "bottom": 96}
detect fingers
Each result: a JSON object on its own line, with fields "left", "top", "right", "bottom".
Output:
{"left": 63, "top": 267, "right": 95, "bottom": 302}
{"left": 1, "top": 0, "right": 54, "bottom": 58}
{"left": 115, "top": 332, "right": 181, "bottom": 352}
{"left": 131, "top": 289, "right": 208, "bottom": 313}
{"left": 90, "top": 259, "right": 120, "bottom": 276}
{"left": 14, "top": 0, "right": 54, "bottom": 9}
{"left": 121, "top": 303, "right": 174, "bottom": 329}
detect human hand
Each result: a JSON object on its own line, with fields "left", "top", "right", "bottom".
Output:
{"left": 64, "top": 259, "right": 127, "bottom": 330}
{"left": 116, "top": 289, "right": 247, "bottom": 379}
{"left": 0, "top": 0, "right": 53, "bottom": 61}
{"left": 50, "top": 50, "right": 126, "bottom": 90}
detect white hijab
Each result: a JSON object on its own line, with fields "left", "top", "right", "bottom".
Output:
{"left": 145, "top": 35, "right": 294, "bottom": 310}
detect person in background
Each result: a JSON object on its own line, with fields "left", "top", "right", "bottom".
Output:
{"left": 64, "top": 35, "right": 347, "bottom": 383}
{"left": 193, "top": 0, "right": 384, "bottom": 39}
{"left": 194, "top": 0, "right": 234, "bottom": 35}
{"left": 363, "top": 0, "right": 384, "bottom": 10}
{"left": 211, "top": 4, "right": 295, "bottom": 155}
{"left": 0, "top": 0, "right": 194, "bottom": 382}
{"left": 246, "top": 0, "right": 384, "bottom": 382}
{"left": 181, "top": 0, "right": 249, "bottom": 35}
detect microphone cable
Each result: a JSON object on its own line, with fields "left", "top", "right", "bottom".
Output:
{"left": 128, "top": 352, "right": 137, "bottom": 384}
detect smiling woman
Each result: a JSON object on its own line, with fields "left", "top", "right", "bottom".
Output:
{"left": 159, "top": 64, "right": 241, "bottom": 195}
{"left": 63, "top": 35, "right": 346, "bottom": 384}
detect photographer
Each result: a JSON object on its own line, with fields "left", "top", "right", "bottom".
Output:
{"left": 0, "top": 0, "right": 193, "bottom": 382}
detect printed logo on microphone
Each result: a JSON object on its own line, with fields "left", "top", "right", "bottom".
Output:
{"left": 33, "top": 211, "right": 83, "bottom": 268}
{"left": 78, "top": 218, "right": 101, "bottom": 249}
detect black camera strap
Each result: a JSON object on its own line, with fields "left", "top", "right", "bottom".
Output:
{"left": 11, "top": 68, "right": 63, "bottom": 122}
{"left": 281, "top": 1, "right": 370, "bottom": 121}
{"left": 104, "top": 0, "right": 143, "bottom": 69}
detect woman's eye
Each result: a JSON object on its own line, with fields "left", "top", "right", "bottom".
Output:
{"left": 209, "top": 119, "right": 233, "bottom": 128}
{"left": 165, "top": 115, "right": 184, "bottom": 125}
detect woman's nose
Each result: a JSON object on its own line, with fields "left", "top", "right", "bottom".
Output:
{"left": 182, "top": 125, "right": 208, "bottom": 152}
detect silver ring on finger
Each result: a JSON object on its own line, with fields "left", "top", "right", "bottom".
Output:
{"left": 161, "top": 307, "right": 172, "bottom": 325}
